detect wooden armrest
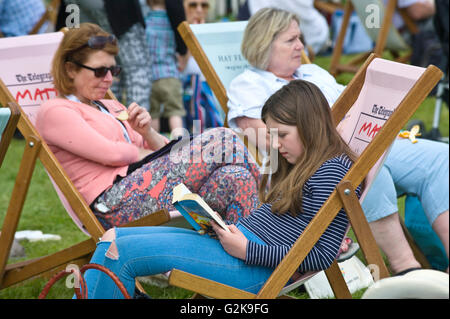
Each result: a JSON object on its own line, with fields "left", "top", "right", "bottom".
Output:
{"left": 169, "top": 269, "right": 256, "bottom": 299}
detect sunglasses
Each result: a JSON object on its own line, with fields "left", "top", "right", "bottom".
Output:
{"left": 187, "top": 1, "right": 209, "bottom": 9}
{"left": 71, "top": 60, "right": 122, "bottom": 78}
{"left": 71, "top": 35, "right": 117, "bottom": 53}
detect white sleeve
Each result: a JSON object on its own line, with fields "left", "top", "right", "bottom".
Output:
{"left": 227, "top": 72, "right": 269, "bottom": 129}
{"left": 301, "top": 64, "right": 346, "bottom": 106}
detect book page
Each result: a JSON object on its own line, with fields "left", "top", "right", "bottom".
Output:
{"left": 172, "top": 183, "right": 192, "bottom": 202}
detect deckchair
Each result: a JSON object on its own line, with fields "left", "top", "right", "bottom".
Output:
{"left": 168, "top": 55, "right": 442, "bottom": 298}
{"left": 0, "top": 31, "right": 183, "bottom": 290}
{"left": 329, "top": 0, "right": 418, "bottom": 76}
{"left": 178, "top": 19, "right": 433, "bottom": 280}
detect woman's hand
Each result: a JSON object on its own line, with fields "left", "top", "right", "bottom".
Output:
{"left": 211, "top": 221, "right": 248, "bottom": 260}
{"left": 127, "top": 102, "right": 151, "bottom": 136}
{"left": 127, "top": 102, "right": 169, "bottom": 150}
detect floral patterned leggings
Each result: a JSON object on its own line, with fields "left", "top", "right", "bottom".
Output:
{"left": 92, "top": 128, "right": 261, "bottom": 229}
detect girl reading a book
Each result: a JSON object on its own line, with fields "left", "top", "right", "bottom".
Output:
{"left": 81, "top": 79, "right": 361, "bottom": 298}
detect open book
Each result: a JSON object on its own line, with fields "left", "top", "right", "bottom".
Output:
{"left": 172, "top": 183, "right": 230, "bottom": 233}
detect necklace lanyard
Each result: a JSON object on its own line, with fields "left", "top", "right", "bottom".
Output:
{"left": 93, "top": 101, "right": 131, "bottom": 143}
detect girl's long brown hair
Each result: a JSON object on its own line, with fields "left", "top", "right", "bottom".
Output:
{"left": 260, "top": 80, "right": 358, "bottom": 215}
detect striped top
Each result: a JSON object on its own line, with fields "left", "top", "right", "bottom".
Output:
{"left": 145, "top": 10, "right": 180, "bottom": 81}
{"left": 240, "top": 154, "right": 361, "bottom": 273}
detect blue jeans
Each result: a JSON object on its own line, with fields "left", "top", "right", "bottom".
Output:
{"left": 83, "top": 224, "right": 274, "bottom": 299}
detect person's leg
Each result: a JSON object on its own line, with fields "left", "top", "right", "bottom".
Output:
{"left": 83, "top": 226, "right": 198, "bottom": 298}
{"left": 198, "top": 164, "right": 260, "bottom": 223}
{"left": 149, "top": 81, "right": 162, "bottom": 132}
{"left": 386, "top": 139, "right": 449, "bottom": 271}
{"left": 362, "top": 164, "right": 421, "bottom": 274}
{"left": 162, "top": 78, "right": 186, "bottom": 139}
{"left": 93, "top": 127, "right": 260, "bottom": 228}
{"left": 86, "top": 226, "right": 273, "bottom": 299}
{"left": 150, "top": 117, "right": 161, "bottom": 132}
{"left": 369, "top": 213, "right": 421, "bottom": 273}
{"left": 169, "top": 115, "right": 184, "bottom": 138}
{"left": 432, "top": 210, "right": 449, "bottom": 272}
{"left": 116, "top": 24, "right": 152, "bottom": 110}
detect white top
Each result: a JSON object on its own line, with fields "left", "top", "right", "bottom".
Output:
{"left": 226, "top": 64, "right": 345, "bottom": 128}
{"left": 247, "top": 0, "right": 329, "bottom": 54}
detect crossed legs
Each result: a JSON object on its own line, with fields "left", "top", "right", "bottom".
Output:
{"left": 363, "top": 139, "right": 449, "bottom": 274}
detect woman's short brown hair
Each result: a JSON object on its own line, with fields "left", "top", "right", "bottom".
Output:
{"left": 51, "top": 23, "right": 119, "bottom": 96}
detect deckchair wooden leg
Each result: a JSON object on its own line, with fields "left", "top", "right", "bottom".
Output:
{"left": 396, "top": 52, "right": 412, "bottom": 64}
{"left": 0, "top": 135, "right": 41, "bottom": 287}
{"left": 374, "top": 0, "right": 397, "bottom": 56}
{"left": 324, "top": 260, "right": 352, "bottom": 299}
{"left": 329, "top": 0, "right": 353, "bottom": 76}
{"left": 337, "top": 181, "right": 390, "bottom": 280}
{"left": 1, "top": 238, "right": 95, "bottom": 289}
{"left": 347, "top": 52, "right": 372, "bottom": 67}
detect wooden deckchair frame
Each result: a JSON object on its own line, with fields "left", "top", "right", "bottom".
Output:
{"left": 0, "top": 102, "right": 20, "bottom": 167}
{"left": 0, "top": 31, "right": 172, "bottom": 290}
{"left": 329, "top": 0, "right": 419, "bottom": 76}
{"left": 29, "top": 0, "right": 61, "bottom": 35}
{"left": 314, "top": 0, "right": 345, "bottom": 15}
{"left": 168, "top": 54, "right": 442, "bottom": 299}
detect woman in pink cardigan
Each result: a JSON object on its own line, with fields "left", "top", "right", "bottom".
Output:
{"left": 36, "top": 23, "right": 260, "bottom": 229}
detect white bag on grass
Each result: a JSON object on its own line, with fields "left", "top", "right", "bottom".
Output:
{"left": 305, "top": 256, "right": 374, "bottom": 299}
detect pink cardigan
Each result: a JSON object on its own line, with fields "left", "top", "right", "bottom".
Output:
{"left": 36, "top": 98, "right": 149, "bottom": 205}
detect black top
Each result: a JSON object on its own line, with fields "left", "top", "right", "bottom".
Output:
{"left": 104, "top": 0, "right": 145, "bottom": 38}
{"left": 56, "top": 0, "right": 187, "bottom": 55}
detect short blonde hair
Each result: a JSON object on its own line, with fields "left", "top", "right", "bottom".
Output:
{"left": 241, "top": 8, "right": 299, "bottom": 70}
{"left": 52, "top": 23, "right": 119, "bottom": 96}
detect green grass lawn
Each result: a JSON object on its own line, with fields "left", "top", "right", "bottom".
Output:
{"left": 0, "top": 53, "right": 448, "bottom": 299}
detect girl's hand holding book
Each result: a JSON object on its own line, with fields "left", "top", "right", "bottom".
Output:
{"left": 211, "top": 221, "right": 248, "bottom": 261}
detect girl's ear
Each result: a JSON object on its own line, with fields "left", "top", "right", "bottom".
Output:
{"left": 65, "top": 61, "right": 77, "bottom": 80}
